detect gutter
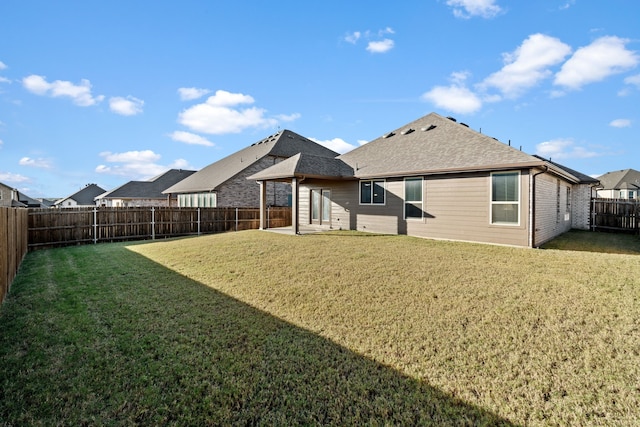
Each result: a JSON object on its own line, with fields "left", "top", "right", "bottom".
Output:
{"left": 530, "top": 166, "right": 549, "bottom": 248}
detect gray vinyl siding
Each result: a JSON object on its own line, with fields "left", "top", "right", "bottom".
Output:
{"left": 300, "top": 172, "right": 532, "bottom": 247}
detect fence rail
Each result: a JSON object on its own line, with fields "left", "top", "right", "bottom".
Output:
{"left": 1, "top": 207, "right": 28, "bottom": 304}
{"left": 591, "top": 198, "right": 640, "bottom": 234}
{"left": 28, "top": 206, "right": 291, "bottom": 250}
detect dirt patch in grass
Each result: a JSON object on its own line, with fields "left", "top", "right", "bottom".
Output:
{"left": 2, "top": 230, "right": 639, "bottom": 425}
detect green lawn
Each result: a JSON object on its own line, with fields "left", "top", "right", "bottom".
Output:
{"left": 1, "top": 230, "right": 639, "bottom": 425}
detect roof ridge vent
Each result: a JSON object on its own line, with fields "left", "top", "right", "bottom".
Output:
{"left": 446, "top": 116, "right": 457, "bottom": 122}
{"left": 460, "top": 122, "right": 469, "bottom": 127}
{"left": 401, "top": 128, "right": 415, "bottom": 135}
{"left": 421, "top": 125, "right": 437, "bottom": 132}
{"left": 383, "top": 132, "right": 396, "bottom": 139}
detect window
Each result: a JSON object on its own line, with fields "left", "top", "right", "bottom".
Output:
{"left": 178, "top": 193, "right": 216, "bottom": 207}
{"left": 404, "top": 178, "right": 423, "bottom": 219}
{"left": 360, "top": 180, "right": 385, "bottom": 204}
{"left": 629, "top": 190, "right": 635, "bottom": 200}
{"left": 491, "top": 172, "right": 520, "bottom": 225}
{"left": 566, "top": 187, "right": 571, "bottom": 214}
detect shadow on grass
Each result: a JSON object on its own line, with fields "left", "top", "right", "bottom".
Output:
{"left": 0, "top": 244, "right": 516, "bottom": 426}
{"left": 541, "top": 229, "right": 640, "bottom": 255}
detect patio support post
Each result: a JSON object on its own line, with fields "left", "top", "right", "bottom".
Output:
{"left": 292, "top": 177, "right": 299, "bottom": 234}
{"left": 259, "top": 180, "right": 267, "bottom": 230}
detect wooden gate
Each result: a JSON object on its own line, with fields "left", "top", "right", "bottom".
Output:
{"left": 591, "top": 199, "right": 640, "bottom": 234}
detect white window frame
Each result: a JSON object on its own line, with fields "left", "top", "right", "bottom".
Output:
{"left": 490, "top": 171, "right": 521, "bottom": 226}
{"left": 404, "top": 177, "right": 423, "bottom": 220}
{"left": 359, "top": 179, "right": 386, "bottom": 205}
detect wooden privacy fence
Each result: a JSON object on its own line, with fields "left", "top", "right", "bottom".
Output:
{"left": 1, "top": 207, "right": 29, "bottom": 304}
{"left": 28, "top": 206, "right": 292, "bottom": 250}
{"left": 591, "top": 199, "right": 640, "bottom": 234}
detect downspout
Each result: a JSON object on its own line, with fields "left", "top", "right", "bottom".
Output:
{"left": 530, "top": 166, "right": 548, "bottom": 248}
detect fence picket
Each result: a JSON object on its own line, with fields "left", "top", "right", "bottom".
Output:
{"left": 27, "top": 206, "right": 292, "bottom": 250}
{"left": 591, "top": 198, "right": 640, "bottom": 234}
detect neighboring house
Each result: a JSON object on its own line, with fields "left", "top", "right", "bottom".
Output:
{"left": 95, "top": 169, "right": 196, "bottom": 207}
{"left": 249, "top": 112, "right": 599, "bottom": 248}
{"left": 55, "top": 184, "right": 106, "bottom": 208}
{"left": 163, "top": 130, "right": 339, "bottom": 207}
{"left": 0, "top": 182, "right": 47, "bottom": 207}
{"left": 595, "top": 169, "right": 640, "bottom": 200}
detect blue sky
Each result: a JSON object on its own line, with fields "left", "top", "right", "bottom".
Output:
{"left": 1, "top": 0, "right": 638, "bottom": 198}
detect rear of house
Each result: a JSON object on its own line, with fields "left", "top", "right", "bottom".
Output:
{"left": 251, "top": 113, "right": 598, "bottom": 247}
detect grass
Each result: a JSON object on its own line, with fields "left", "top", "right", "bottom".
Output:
{"left": 541, "top": 229, "right": 640, "bottom": 254}
{"left": 1, "top": 230, "right": 639, "bottom": 425}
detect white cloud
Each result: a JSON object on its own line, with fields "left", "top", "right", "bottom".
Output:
{"left": 610, "top": 119, "right": 631, "bottom": 128}
{"left": 178, "top": 89, "right": 279, "bottom": 134}
{"left": 536, "top": 138, "right": 599, "bottom": 160}
{"left": 178, "top": 87, "right": 211, "bottom": 101}
{"left": 554, "top": 36, "right": 639, "bottom": 90}
{"left": 446, "top": 0, "right": 503, "bottom": 19}
{"left": 625, "top": 73, "right": 640, "bottom": 88}
{"left": 109, "top": 96, "right": 144, "bottom": 116}
{"left": 0, "top": 61, "right": 6, "bottom": 70}
{"left": 19, "top": 157, "right": 53, "bottom": 169}
{"left": 0, "top": 171, "right": 30, "bottom": 183}
{"left": 310, "top": 137, "right": 357, "bottom": 154}
{"left": 169, "top": 131, "right": 214, "bottom": 147}
{"left": 275, "top": 113, "right": 301, "bottom": 122}
{"left": 344, "top": 31, "right": 361, "bottom": 44}
{"left": 481, "top": 34, "right": 572, "bottom": 99}
{"left": 96, "top": 150, "right": 195, "bottom": 180}
{"left": 366, "top": 39, "right": 394, "bottom": 54}
{"left": 0, "top": 77, "right": 10, "bottom": 84}
{"left": 22, "top": 75, "right": 104, "bottom": 106}
{"left": 422, "top": 72, "right": 483, "bottom": 114}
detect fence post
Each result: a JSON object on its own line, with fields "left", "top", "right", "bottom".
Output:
{"left": 93, "top": 207, "right": 98, "bottom": 244}
{"left": 235, "top": 207, "right": 239, "bottom": 232}
{"left": 267, "top": 206, "right": 270, "bottom": 229}
{"left": 151, "top": 207, "right": 156, "bottom": 240}
{"left": 197, "top": 208, "right": 201, "bottom": 236}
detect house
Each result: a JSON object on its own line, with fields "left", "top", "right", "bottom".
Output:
{"left": 55, "top": 183, "right": 106, "bottom": 208}
{"left": 595, "top": 169, "right": 640, "bottom": 200}
{"left": 0, "top": 182, "right": 47, "bottom": 207}
{"left": 162, "top": 130, "right": 339, "bottom": 207}
{"left": 95, "top": 169, "right": 196, "bottom": 207}
{"left": 249, "top": 113, "right": 599, "bottom": 248}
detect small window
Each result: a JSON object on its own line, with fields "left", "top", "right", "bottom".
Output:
{"left": 629, "top": 190, "right": 635, "bottom": 200}
{"left": 404, "top": 178, "right": 423, "bottom": 219}
{"left": 360, "top": 180, "right": 385, "bottom": 205}
{"left": 491, "top": 172, "right": 520, "bottom": 225}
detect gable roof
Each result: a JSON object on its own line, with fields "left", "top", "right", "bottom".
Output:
{"left": 596, "top": 168, "right": 640, "bottom": 190}
{"left": 96, "top": 169, "right": 196, "bottom": 200}
{"left": 163, "top": 130, "right": 338, "bottom": 194}
{"left": 248, "top": 153, "right": 354, "bottom": 181}
{"left": 339, "top": 112, "right": 542, "bottom": 178}
{"left": 55, "top": 184, "right": 106, "bottom": 206}
{"left": 248, "top": 113, "right": 597, "bottom": 185}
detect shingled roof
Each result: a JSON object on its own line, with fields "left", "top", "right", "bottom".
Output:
{"left": 596, "top": 168, "right": 640, "bottom": 190}
{"left": 55, "top": 183, "right": 106, "bottom": 206}
{"left": 338, "top": 112, "right": 543, "bottom": 178}
{"left": 164, "top": 130, "right": 339, "bottom": 194}
{"left": 97, "top": 169, "right": 196, "bottom": 200}
{"left": 248, "top": 153, "right": 354, "bottom": 181}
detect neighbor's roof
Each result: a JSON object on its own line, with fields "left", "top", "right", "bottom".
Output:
{"left": 163, "top": 130, "right": 339, "bottom": 194}
{"left": 596, "top": 168, "right": 640, "bottom": 190}
{"left": 96, "top": 169, "right": 196, "bottom": 200}
{"left": 248, "top": 153, "right": 354, "bottom": 181}
{"left": 55, "top": 183, "right": 106, "bottom": 206}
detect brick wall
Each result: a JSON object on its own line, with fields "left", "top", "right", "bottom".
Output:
{"left": 216, "top": 156, "right": 291, "bottom": 207}
{"left": 571, "top": 184, "right": 592, "bottom": 230}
